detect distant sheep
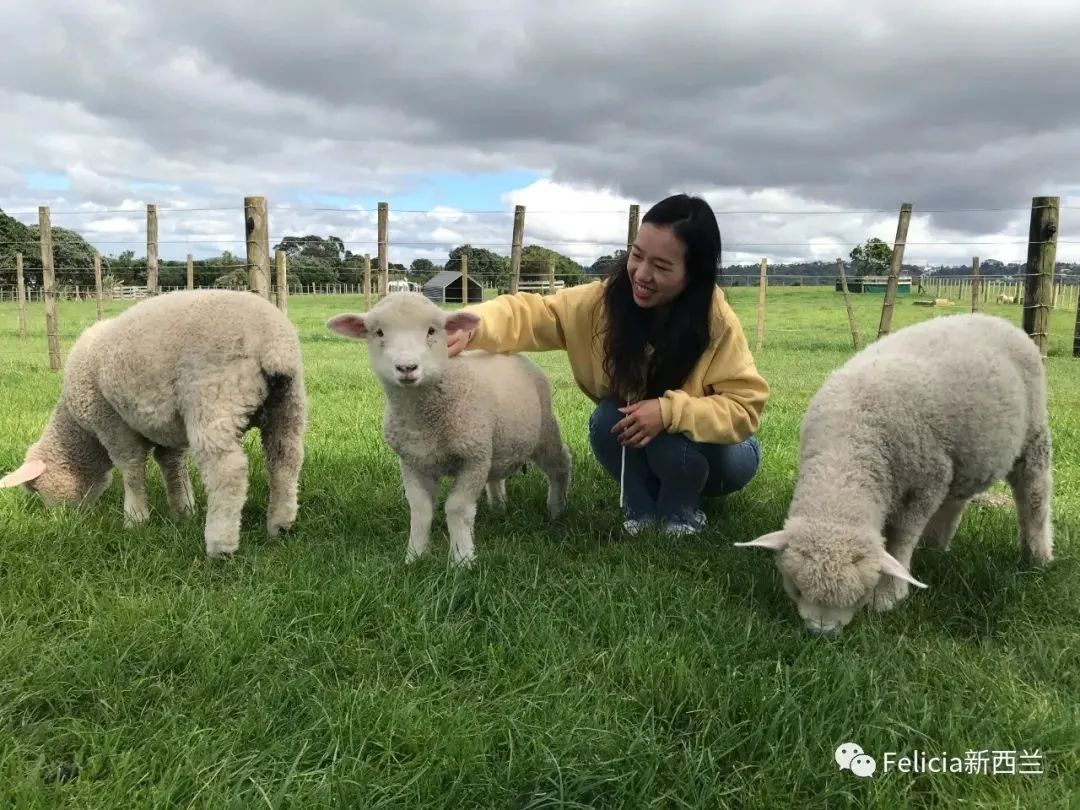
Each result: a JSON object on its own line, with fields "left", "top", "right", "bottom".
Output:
{"left": 0, "top": 290, "right": 307, "bottom": 558}
{"left": 737, "top": 313, "right": 1052, "bottom": 636}
{"left": 327, "top": 292, "right": 571, "bottom": 567}
{"left": 998, "top": 294, "right": 1016, "bottom": 304}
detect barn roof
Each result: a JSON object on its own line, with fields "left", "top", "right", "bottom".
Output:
{"left": 422, "top": 270, "right": 483, "bottom": 291}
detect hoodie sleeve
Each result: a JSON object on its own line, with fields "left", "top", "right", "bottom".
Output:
{"left": 656, "top": 308, "right": 770, "bottom": 444}
{"left": 464, "top": 282, "right": 600, "bottom": 353}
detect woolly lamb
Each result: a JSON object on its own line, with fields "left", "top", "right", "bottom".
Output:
{"left": 736, "top": 313, "right": 1052, "bottom": 637}
{"left": 998, "top": 294, "right": 1017, "bottom": 304}
{"left": 327, "top": 292, "right": 571, "bottom": 567}
{"left": 0, "top": 289, "right": 307, "bottom": 558}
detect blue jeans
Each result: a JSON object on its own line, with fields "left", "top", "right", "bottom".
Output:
{"left": 588, "top": 396, "right": 761, "bottom": 522}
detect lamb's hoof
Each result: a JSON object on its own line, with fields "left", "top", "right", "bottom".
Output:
{"left": 1026, "top": 543, "right": 1054, "bottom": 567}
{"left": 870, "top": 578, "right": 910, "bottom": 613}
{"left": 266, "top": 518, "right": 295, "bottom": 538}
{"left": 123, "top": 514, "right": 149, "bottom": 529}
{"left": 405, "top": 548, "right": 427, "bottom": 565}
{"left": 449, "top": 550, "right": 476, "bottom": 569}
{"left": 206, "top": 537, "right": 239, "bottom": 559}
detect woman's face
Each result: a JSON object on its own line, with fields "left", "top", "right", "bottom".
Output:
{"left": 627, "top": 223, "right": 689, "bottom": 308}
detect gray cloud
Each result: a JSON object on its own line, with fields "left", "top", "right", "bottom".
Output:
{"left": 2, "top": 0, "right": 1079, "bottom": 269}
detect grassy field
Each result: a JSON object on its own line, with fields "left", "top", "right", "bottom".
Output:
{"left": 0, "top": 286, "right": 1077, "bottom": 807}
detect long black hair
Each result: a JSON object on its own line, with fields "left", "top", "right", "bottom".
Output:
{"left": 599, "top": 193, "right": 722, "bottom": 402}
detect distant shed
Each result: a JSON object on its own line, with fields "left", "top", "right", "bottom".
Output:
{"left": 422, "top": 270, "right": 484, "bottom": 304}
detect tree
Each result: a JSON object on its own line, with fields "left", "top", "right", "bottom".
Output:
{"left": 408, "top": 258, "right": 438, "bottom": 285}
{"left": 444, "top": 245, "right": 510, "bottom": 288}
{"left": 587, "top": 249, "right": 626, "bottom": 277}
{"left": 0, "top": 207, "right": 101, "bottom": 286}
{"left": 520, "top": 245, "right": 586, "bottom": 287}
{"left": 849, "top": 238, "right": 892, "bottom": 277}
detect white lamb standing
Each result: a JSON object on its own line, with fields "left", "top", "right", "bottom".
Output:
{"left": 736, "top": 313, "right": 1053, "bottom": 637}
{"left": 327, "top": 291, "right": 572, "bottom": 567}
{"left": 0, "top": 289, "right": 307, "bottom": 558}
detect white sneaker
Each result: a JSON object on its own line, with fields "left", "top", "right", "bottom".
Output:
{"left": 622, "top": 515, "right": 657, "bottom": 536}
{"left": 662, "top": 510, "right": 707, "bottom": 537}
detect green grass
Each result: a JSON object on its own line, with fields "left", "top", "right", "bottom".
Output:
{"left": 0, "top": 288, "right": 1077, "bottom": 807}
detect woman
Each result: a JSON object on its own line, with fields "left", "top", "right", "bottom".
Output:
{"left": 446, "top": 193, "right": 769, "bottom": 536}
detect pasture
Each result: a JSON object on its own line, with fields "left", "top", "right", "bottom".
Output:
{"left": 0, "top": 286, "right": 1077, "bottom": 807}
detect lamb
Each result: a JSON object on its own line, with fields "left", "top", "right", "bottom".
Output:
{"left": 998, "top": 294, "right": 1017, "bottom": 304}
{"left": 736, "top": 313, "right": 1052, "bottom": 637}
{"left": 326, "top": 291, "right": 572, "bottom": 567}
{"left": 0, "top": 289, "right": 307, "bottom": 558}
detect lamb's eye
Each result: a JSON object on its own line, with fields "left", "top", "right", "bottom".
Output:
{"left": 375, "top": 329, "right": 384, "bottom": 338}
{"left": 427, "top": 327, "right": 436, "bottom": 336}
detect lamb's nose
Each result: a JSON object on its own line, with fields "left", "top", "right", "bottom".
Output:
{"left": 396, "top": 364, "right": 418, "bottom": 374}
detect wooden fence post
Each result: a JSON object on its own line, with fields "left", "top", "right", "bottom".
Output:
{"left": 755, "top": 257, "right": 766, "bottom": 351}
{"left": 971, "top": 257, "right": 980, "bottom": 313}
{"left": 187, "top": 253, "right": 194, "bottom": 290}
{"left": 146, "top": 203, "right": 158, "bottom": 295}
{"left": 244, "top": 196, "right": 271, "bottom": 299}
{"left": 627, "top": 204, "right": 640, "bottom": 252}
{"left": 1022, "top": 196, "right": 1058, "bottom": 359}
{"left": 276, "top": 249, "right": 288, "bottom": 314}
{"left": 877, "top": 202, "right": 913, "bottom": 338}
{"left": 377, "top": 202, "right": 388, "bottom": 296}
{"left": 836, "top": 258, "right": 860, "bottom": 350}
{"left": 16, "top": 252, "right": 27, "bottom": 341}
{"left": 363, "top": 253, "right": 372, "bottom": 310}
{"left": 547, "top": 256, "right": 556, "bottom": 294}
{"left": 509, "top": 205, "right": 525, "bottom": 295}
{"left": 94, "top": 253, "right": 104, "bottom": 321}
{"left": 39, "top": 206, "right": 61, "bottom": 370}
{"left": 460, "top": 252, "right": 469, "bottom": 304}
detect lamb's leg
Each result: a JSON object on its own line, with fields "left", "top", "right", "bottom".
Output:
{"left": 189, "top": 437, "right": 249, "bottom": 558}
{"left": 98, "top": 427, "right": 153, "bottom": 526}
{"left": 260, "top": 374, "right": 307, "bottom": 537}
{"left": 1007, "top": 429, "right": 1053, "bottom": 565}
{"left": 401, "top": 460, "right": 438, "bottom": 564}
{"left": 872, "top": 494, "right": 942, "bottom": 613}
{"left": 444, "top": 463, "right": 488, "bottom": 568}
{"left": 531, "top": 434, "right": 572, "bottom": 519}
{"left": 154, "top": 446, "right": 195, "bottom": 519}
{"left": 485, "top": 479, "right": 507, "bottom": 511}
{"left": 920, "top": 497, "right": 969, "bottom": 550}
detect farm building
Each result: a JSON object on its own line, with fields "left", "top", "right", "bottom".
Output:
{"left": 835, "top": 275, "right": 913, "bottom": 294}
{"left": 422, "top": 270, "right": 484, "bottom": 304}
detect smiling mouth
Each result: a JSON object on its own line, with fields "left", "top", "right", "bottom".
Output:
{"left": 633, "top": 281, "right": 655, "bottom": 297}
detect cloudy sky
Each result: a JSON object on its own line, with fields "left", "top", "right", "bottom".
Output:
{"left": 3, "top": 0, "right": 1080, "bottom": 278}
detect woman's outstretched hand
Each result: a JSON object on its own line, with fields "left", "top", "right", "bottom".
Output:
{"left": 612, "top": 399, "right": 665, "bottom": 447}
{"left": 446, "top": 328, "right": 473, "bottom": 357}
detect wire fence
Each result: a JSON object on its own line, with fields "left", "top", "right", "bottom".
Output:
{"left": 1, "top": 195, "right": 1078, "bottom": 369}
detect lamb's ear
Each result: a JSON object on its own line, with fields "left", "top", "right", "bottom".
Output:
{"left": 0, "top": 458, "right": 46, "bottom": 488}
{"left": 326, "top": 313, "right": 369, "bottom": 340}
{"left": 733, "top": 531, "right": 788, "bottom": 551}
{"left": 878, "top": 550, "right": 928, "bottom": 589}
{"left": 444, "top": 310, "right": 481, "bottom": 333}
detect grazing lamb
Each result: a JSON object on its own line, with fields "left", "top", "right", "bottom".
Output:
{"left": 0, "top": 289, "right": 307, "bottom": 558}
{"left": 736, "top": 313, "right": 1052, "bottom": 637}
{"left": 327, "top": 292, "right": 571, "bottom": 567}
{"left": 998, "top": 294, "right": 1017, "bottom": 304}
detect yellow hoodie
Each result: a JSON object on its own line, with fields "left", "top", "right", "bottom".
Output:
{"left": 464, "top": 280, "right": 769, "bottom": 444}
